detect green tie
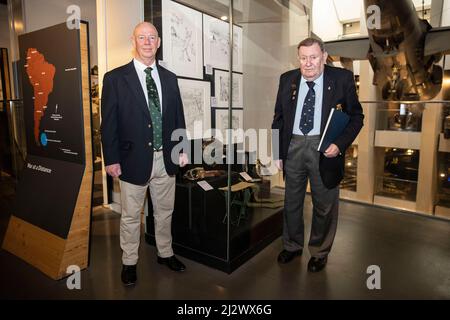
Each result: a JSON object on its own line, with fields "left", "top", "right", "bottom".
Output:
{"left": 144, "top": 67, "right": 162, "bottom": 150}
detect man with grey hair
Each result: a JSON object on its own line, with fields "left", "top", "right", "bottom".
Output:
{"left": 101, "top": 22, "right": 189, "bottom": 285}
{"left": 272, "top": 37, "right": 364, "bottom": 272}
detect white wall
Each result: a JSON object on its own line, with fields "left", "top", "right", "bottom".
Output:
{"left": 96, "top": 0, "right": 143, "bottom": 80}
{"left": 23, "top": 0, "right": 98, "bottom": 67}
{"left": 442, "top": 0, "right": 450, "bottom": 26}
{"left": 333, "top": 0, "right": 363, "bottom": 22}
{"left": 96, "top": 0, "right": 143, "bottom": 210}
{"left": 312, "top": 0, "right": 342, "bottom": 40}
{"left": 241, "top": 1, "right": 309, "bottom": 134}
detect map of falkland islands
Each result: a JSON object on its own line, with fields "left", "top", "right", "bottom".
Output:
{"left": 25, "top": 48, "right": 56, "bottom": 146}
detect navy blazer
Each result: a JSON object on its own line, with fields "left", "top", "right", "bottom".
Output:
{"left": 271, "top": 64, "right": 364, "bottom": 189}
{"left": 101, "top": 61, "right": 186, "bottom": 185}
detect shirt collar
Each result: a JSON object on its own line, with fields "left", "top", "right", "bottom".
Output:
{"left": 133, "top": 58, "right": 157, "bottom": 73}
{"left": 300, "top": 71, "right": 323, "bottom": 87}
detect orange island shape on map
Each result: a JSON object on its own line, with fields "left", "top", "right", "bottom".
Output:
{"left": 25, "top": 48, "right": 56, "bottom": 146}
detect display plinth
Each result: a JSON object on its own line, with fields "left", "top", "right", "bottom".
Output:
{"left": 2, "top": 22, "right": 92, "bottom": 280}
{"left": 145, "top": 175, "right": 282, "bottom": 273}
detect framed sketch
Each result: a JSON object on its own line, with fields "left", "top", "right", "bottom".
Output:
{"left": 214, "top": 109, "right": 244, "bottom": 144}
{"left": 162, "top": 0, "right": 203, "bottom": 79}
{"left": 178, "top": 78, "right": 211, "bottom": 140}
{"left": 214, "top": 69, "right": 243, "bottom": 108}
{"left": 203, "top": 14, "right": 243, "bottom": 72}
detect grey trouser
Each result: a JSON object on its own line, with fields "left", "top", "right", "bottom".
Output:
{"left": 283, "top": 134, "right": 339, "bottom": 258}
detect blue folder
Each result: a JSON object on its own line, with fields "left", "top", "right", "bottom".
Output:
{"left": 317, "top": 108, "right": 350, "bottom": 153}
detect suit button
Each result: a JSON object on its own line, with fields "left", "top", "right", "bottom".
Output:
{"left": 148, "top": 142, "right": 152, "bottom": 147}
{"left": 148, "top": 124, "right": 152, "bottom": 128}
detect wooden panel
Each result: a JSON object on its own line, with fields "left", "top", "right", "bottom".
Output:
{"left": 356, "top": 61, "right": 378, "bottom": 203}
{"left": 435, "top": 205, "right": 450, "bottom": 219}
{"left": 2, "top": 23, "right": 93, "bottom": 280}
{"left": 340, "top": 189, "right": 358, "bottom": 201}
{"left": 416, "top": 103, "right": 442, "bottom": 214}
{"left": 2, "top": 216, "right": 65, "bottom": 279}
{"left": 58, "top": 23, "right": 93, "bottom": 278}
{"left": 373, "top": 195, "right": 417, "bottom": 212}
{"left": 374, "top": 130, "right": 422, "bottom": 150}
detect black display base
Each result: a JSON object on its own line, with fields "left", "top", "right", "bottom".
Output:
{"left": 145, "top": 177, "right": 283, "bottom": 273}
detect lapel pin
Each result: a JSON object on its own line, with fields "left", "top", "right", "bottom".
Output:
{"left": 291, "top": 83, "right": 297, "bottom": 100}
{"left": 328, "top": 86, "right": 331, "bottom": 91}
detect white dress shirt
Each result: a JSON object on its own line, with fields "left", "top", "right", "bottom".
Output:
{"left": 292, "top": 73, "right": 324, "bottom": 136}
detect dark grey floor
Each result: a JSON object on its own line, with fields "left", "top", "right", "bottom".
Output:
{"left": 1, "top": 174, "right": 450, "bottom": 299}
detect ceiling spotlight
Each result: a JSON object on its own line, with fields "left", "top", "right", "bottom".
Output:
{"left": 221, "top": 16, "right": 228, "bottom": 21}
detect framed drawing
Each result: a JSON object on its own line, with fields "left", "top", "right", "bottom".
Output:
{"left": 203, "top": 14, "right": 243, "bottom": 72}
{"left": 178, "top": 78, "right": 211, "bottom": 140}
{"left": 214, "top": 109, "right": 244, "bottom": 144}
{"left": 162, "top": 0, "right": 203, "bottom": 79}
{"left": 214, "top": 69, "right": 243, "bottom": 108}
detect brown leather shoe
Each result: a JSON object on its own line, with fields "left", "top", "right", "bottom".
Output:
{"left": 157, "top": 255, "right": 186, "bottom": 272}
{"left": 277, "top": 249, "right": 302, "bottom": 264}
{"left": 307, "top": 256, "right": 328, "bottom": 272}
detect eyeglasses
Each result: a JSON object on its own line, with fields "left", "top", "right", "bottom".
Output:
{"left": 136, "top": 34, "right": 159, "bottom": 43}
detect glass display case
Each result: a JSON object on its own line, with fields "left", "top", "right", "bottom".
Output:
{"left": 375, "top": 148, "right": 419, "bottom": 201}
{"left": 436, "top": 102, "right": 450, "bottom": 214}
{"left": 437, "top": 153, "right": 450, "bottom": 207}
{"left": 1, "top": 101, "right": 27, "bottom": 182}
{"left": 376, "top": 103, "right": 423, "bottom": 132}
{"left": 143, "top": 0, "right": 306, "bottom": 272}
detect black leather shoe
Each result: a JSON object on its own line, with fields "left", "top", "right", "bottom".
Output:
{"left": 121, "top": 264, "right": 137, "bottom": 286}
{"left": 307, "top": 256, "right": 328, "bottom": 272}
{"left": 157, "top": 255, "right": 186, "bottom": 272}
{"left": 277, "top": 249, "right": 302, "bottom": 264}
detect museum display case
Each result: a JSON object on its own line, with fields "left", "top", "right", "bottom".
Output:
{"left": 435, "top": 102, "right": 450, "bottom": 218}
{"left": 143, "top": 0, "right": 308, "bottom": 272}
{"left": 374, "top": 148, "right": 419, "bottom": 202}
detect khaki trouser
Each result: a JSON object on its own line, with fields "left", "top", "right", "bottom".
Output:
{"left": 119, "top": 150, "right": 175, "bottom": 265}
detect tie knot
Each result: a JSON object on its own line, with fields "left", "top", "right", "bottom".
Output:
{"left": 144, "top": 67, "right": 152, "bottom": 75}
{"left": 306, "top": 81, "right": 315, "bottom": 89}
